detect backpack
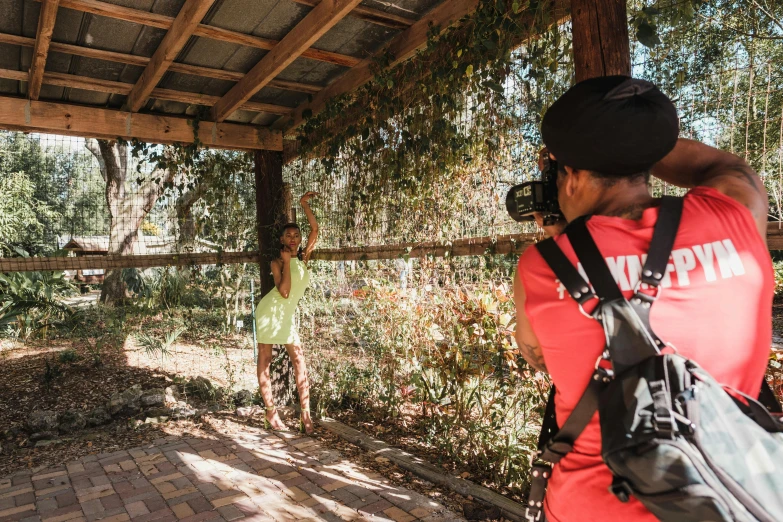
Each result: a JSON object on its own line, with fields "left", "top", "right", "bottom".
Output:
{"left": 525, "top": 196, "right": 783, "bottom": 522}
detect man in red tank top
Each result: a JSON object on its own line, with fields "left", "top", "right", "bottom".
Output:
{"left": 514, "top": 76, "right": 773, "bottom": 522}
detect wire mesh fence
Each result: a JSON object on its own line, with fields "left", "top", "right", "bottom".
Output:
{"left": 0, "top": 133, "right": 258, "bottom": 266}
{"left": 284, "top": 0, "right": 783, "bottom": 249}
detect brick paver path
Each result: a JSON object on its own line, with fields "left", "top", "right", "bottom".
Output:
{"left": 0, "top": 427, "right": 464, "bottom": 522}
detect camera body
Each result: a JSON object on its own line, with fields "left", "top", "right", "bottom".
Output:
{"left": 505, "top": 153, "right": 562, "bottom": 225}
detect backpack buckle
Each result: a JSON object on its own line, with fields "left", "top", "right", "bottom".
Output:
{"left": 609, "top": 478, "right": 633, "bottom": 503}
{"left": 653, "top": 408, "right": 677, "bottom": 436}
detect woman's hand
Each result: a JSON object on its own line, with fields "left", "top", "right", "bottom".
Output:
{"left": 300, "top": 191, "right": 319, "bottom": 205}
{"left": 280, "top": 249, "right": 292, "bottom": 263}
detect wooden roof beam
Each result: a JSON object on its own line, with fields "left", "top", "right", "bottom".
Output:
{"left": 274, "top": 0, "right": 480, "bottom": 133}
{"left": 0, "top": 68, "right": 292, "bottom": 116}
{"left": 41, "top": 0, "right": 360, "bottom": 67}
{"left": 0, "top": 32, "right": 322, "bottom": 94}
{"left": 290, "top": 0, "right": 415, "bottom": 29}
{"left": 28, "top": 0, "right": 60, "bottom": 100}
{"left": 125, "top": 0, "right": 216, "bottom": 112}
{"left": 211, "top": 0, "right": 363, "bottom": 123}
{"left": 0, "top": 96, "right": 281, "bottom": 150}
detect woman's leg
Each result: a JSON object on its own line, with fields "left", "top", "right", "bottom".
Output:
{"left": 285, "top": 343, "right": 314, "bottom": 434}
{"left": 257, "top": 343, "right": 286, "bottom": 430}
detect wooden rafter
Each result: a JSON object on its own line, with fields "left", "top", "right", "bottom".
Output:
{"left": 211, "top": 0, "right": 363, "bottom": 123}
{"left": 125, "top": 0, "right": 216, "bottom": 112}
{"left": 274, "top": 0, "right": 480, "bottom": 133}
{"left": 28, "top": 0, "right": 60, "bottom": 100}
{"left": 0, "top": 32, "right": 322, "bottom": 95}
{"left": 290, "top": 0, "right": 415, "bottom": 29}
{"left": 0, "top": 96, "right": 282, "bottom": 150}
{"left": 0, "top": 68, "right": 292, "bottom": 116}
{"left": 41, "top": 0, "right": 360, "bottom": 67}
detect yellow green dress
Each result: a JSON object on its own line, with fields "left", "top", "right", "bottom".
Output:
{"left": 255, "top": 258, "right": 310, "bottom": 345}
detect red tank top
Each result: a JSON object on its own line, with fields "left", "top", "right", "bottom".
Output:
{"left": 517, "top": 187, "right": 774, "bottom": 522}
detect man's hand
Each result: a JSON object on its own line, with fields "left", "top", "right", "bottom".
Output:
{"left": 534, "top": 212, "right": 567, "bottom": 238}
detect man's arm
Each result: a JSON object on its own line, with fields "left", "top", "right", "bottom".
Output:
{"left": 651, "top": 138, "right": 768, "bottom": 243}
{"left": 513, "top": 270, "right": 548, "bottom": 373}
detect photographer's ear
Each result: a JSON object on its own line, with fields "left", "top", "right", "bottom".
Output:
{"left": 560, "top": 165, "right": 581, "bottom": 197}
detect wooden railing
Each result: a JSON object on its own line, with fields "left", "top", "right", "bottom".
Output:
{"left": 2, "top": 223, "right": 782, "bottom": 272}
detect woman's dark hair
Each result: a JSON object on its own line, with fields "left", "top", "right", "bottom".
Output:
{"left": 279, "top": 222, "right": 304, "bottom": 260}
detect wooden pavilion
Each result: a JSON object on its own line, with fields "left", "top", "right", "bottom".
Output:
{"left": 2, "top": 0, "right": 779, "bottom": 293}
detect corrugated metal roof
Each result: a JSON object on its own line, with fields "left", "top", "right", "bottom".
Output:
{"left": 0, "top": 0, "right": 443, "bottom": 125}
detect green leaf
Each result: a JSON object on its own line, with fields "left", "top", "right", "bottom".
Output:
{"left": 485, "top": 81, "right": 504, "bottom": 93}
{"left": 641, "top": 6, "right": 660, "bottom": 16}
{"left": 466, "top": 64, "right": 474, "bottom": 76}
{"left": 636, "top": 22, "right": 661, "bottom": 48}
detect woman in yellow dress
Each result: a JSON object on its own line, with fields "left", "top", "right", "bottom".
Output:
{"left": 255, "top": 191, "right": 318, "bottom": 434}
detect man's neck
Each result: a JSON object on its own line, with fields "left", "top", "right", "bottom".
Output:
{"left": 591, "top": 185, "right": 654, "bottom": 220}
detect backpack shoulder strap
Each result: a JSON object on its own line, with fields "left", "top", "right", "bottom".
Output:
{"left": 536, "top": 238, "right": 595, "bottom": 305}
{"left": 641, "top": 195, "right": 684, "bottom": 288}
{"left": 566, "top": 217, "right": 623, "bottom": 301}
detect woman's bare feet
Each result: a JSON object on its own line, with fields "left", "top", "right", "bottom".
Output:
{"left": 300, "top": 409, "right": 314, "bottom": 435}
{"left": 265, "top": 407, "right": 288, "bottom": 431}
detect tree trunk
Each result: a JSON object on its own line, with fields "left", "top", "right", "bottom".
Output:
{"left": 254, "top": 150, "right": 293, "bottom": 406}
{"left": 86, "top": 139, "right": 173, "bottom": 305}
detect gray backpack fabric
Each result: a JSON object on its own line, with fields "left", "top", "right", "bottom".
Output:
{"left": 526, "top": 196, "right": 783, "bottom": 522}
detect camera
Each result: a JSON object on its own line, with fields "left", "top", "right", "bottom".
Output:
{"left": 505, "top": 150, "right": 562, "bottom": 225}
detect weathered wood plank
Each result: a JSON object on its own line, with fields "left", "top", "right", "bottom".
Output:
{"left": 125, "top": 0, "right": 216, "bottom": 112}
{"left": 45, "top": 0, "right": 360, "bottom": 67}
{"left": 275, "top": 0, "right": 480, "bottom": 132}
{"left": 211, "top": 0, "right": 363, "bottom": 122}
{"left": 291, "top": 0, "right": 415, "bottom": 29}
{"left": 0, "top": 96, "right": 282, "bottom": 151}
{"left": 0, "top": 30, "right": 322, "bottom": 94}
{"left": 28, "top": 0, "right": 60, "bottom": 100}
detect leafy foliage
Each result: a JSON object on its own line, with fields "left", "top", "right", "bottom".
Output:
{"left": 0, "top": 270, "right": 74, "bottom": 339}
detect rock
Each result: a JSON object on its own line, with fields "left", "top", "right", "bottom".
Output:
{"left": 141, "top": 389, "right": 166, "bottom": 407}
{"left": 35, "top": 439, "right": 63, "bottom": 448}
{"left": 169, "top": 402, "right": 196, "bottom": 420}
{"left": 233, "top": 389, "right": 254, "bottom": 407}
{"left": 28, "top": 410, "right": 58, "bottom": 433}
{"left": 206, "top": 402, "right": 222, "bottom": 413}
{"left": 106, "top": 385, "right": 143, "bottom": 415}
{"left": 145, "top": 407, "right": 172, "bottom": 418}
{"left": 236, "top": 406, "right": 263, "bottom": 418}
{"left": 58, "top": 410, "right": 86, "bottom": 434}
{"left": 86, "top": 407, "right": 111, "bottom": 427}
{"left": 30, "top": 431, "right": 57, "bottom": 442}
{"left": 164, "top": 386, "right": 179, "bottom": 405}
{"left": 185, "top": 377, "right": 213, "bottom": 400}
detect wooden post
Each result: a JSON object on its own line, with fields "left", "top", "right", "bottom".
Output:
{"left": 570, "top": 0, "right": 631, "bottom": 82}
{"left": 254, "top": 150, "right": 285, "bottom": 295}
{"left": 254, "top": 149, "right": 294, "bottom": 407}
{"left": 282, "top": 182, "right": 297, "bottom": 223}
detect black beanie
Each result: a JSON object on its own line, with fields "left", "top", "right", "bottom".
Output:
{"left": 541, "top": 76, "right": 679, "bottom": 176}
